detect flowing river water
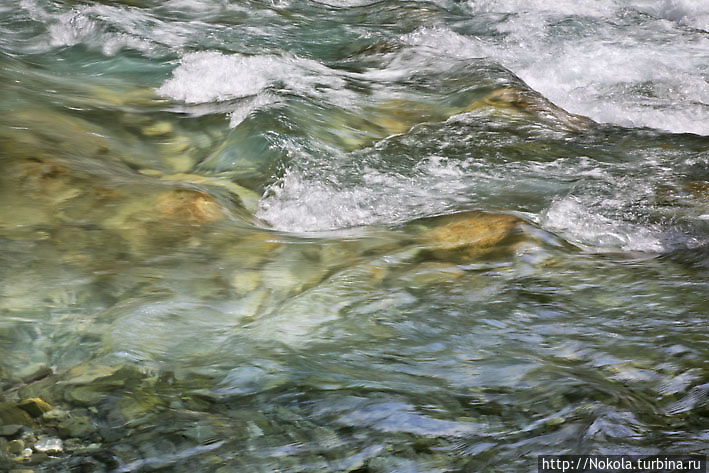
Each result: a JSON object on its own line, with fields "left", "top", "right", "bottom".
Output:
{"left": 1, "top": 0, "right": 708, "bottom": 471}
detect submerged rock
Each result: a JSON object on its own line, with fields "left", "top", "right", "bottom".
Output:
{"left": 99, "top": 187, "right": 228, "bottom": 255}
{"left": 141, "top": 121, "right": 173, "bottom": 137}
{"left": 216, "top": 230, "right": 282, "bottom": 268}
{"left": 162, "top": 154, "right": 195, "bottom": 173}
{"left": 397, "top": 261, "right": 465, "bottom": 287}
{"left": 7, "top": 439, "right": 24, "bottom": 455}
{"left": 154, "top": 189, "right": 225, "bottom": 226}
{"left": 9, "top": 107, "right": 109, "bottom": 157}
{"left": 62, "top": 364, "right": 124, "bottom": 386}
{"left": 0, "top": 450, "right": 9, "bottom": 471}
{"left": 60, "top": 363, "right": 141, "bottom": 406}
{"left": 33, "top": 437, "right": 62, "bottom": 454}
{"left": 419, "top": 211, "right": 526, "bottom": 261}
{"left": 367, "top": 99, "right": 443, "bottom": 136}
{"left": 468, "top": 87, "right": 595, "bottom": 131}
{"left": 230, "top": 270, "right": 261, "bottom": 295}
{"left": 90, "top": 85, "right": 167, "bottom": 108}
{"left": 17, "top": 399, "right": 52, "bottom": 418}
{"left": 56, "top": 413, "right": 96, "bottom": 439}
{"left": 15, "top": 364, "right": 52, "bottom": 385}
{"left": 0, "top": 425, "right": 24, "bottom": 438}
{"left": 261, "top": 251, "right": 330, "bottom": 297}
{"left": 0, "top": 403, "right": 34, "bottom": 427}
{"left": 3, "top": 155, "right": 241, "bottom": 261}
{"left": 139, "top": 170, "right": 261, "bottom": 213}
{"left": 301, "top": 82, "right": 595, "bottom": 153}
{"left": 14, "top": 160, "right": 75, "bottom": 200}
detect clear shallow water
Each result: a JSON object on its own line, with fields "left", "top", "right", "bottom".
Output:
{"left": 0, "top": 0, "right": 708, "bottom": 471}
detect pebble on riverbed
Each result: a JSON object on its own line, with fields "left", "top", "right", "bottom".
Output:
{"left": 33, "top": 438, "right": 63, "bottom": 454}
{"left": 0, "top": 425, "right": 24, "bottom": 438}
{"left": 7, "top": 439, "right": 24, "bottom": 455}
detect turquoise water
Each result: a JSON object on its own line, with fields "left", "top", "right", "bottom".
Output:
{"left": 1, "top": 0, "right": 708, "bottom": 471}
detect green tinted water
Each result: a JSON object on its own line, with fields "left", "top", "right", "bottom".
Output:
{"left": 1, "top": 0, "right": 708, "bottom": 471}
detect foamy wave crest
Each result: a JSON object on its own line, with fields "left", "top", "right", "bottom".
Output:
{"left": 256, "top": 156, "right": 479, "bottom": 232}
{"left": 158, "top": 52, "right": 288, "bottom": 103}
{"left": 157, "top": 51, "right": 350, "bottom": 125}
{"left": 542, "top": 197, "right": 666, "bottom": 252}
{"left": 402, "top": 1, "right": 709, "bottom": 135}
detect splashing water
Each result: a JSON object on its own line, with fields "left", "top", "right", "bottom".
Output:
{"left": 0, "top": 0, "right": 708, "bottom": 471}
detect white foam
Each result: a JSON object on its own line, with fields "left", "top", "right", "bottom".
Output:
{"left": 158, "top": 52, "right": 285, "bottom": 103}
{"left": 157, "top": 51, "right": 351, "bottom": 125}
{"left": 402, "top": 1, "right": 709, "bottom": 135}
{"left": 632, "top": 0, "right": 709, "bottom": 31}
{"left": 158, "top": 51, "right": 350, "bottom": 103}
{"left": 46, "top": 11, "right": 99, "bottom": 48}
{"left": 256, "top": 156, "right": 477, "bottom": 232}
{"left": 465, "top": 0, "right": 613, "bottom": 17}
{"left": 542, "top": 197, "right": 666, "bottom": 252}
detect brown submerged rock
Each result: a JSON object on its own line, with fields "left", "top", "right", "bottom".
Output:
{"left": 154, "top": 189, "right": 225, "bottom": 226}
{"left": 12, "top": 158, "right": 225, "bottom": 227}
{"left": 419, "top": 211, "right": 526, "bottom": 261}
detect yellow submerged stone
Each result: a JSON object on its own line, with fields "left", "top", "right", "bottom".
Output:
{"left": 154, "top": 189, "right": 225, "bottom": 226}
{"left": 420, "top": 211, "right": 525, "bottom": 260}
